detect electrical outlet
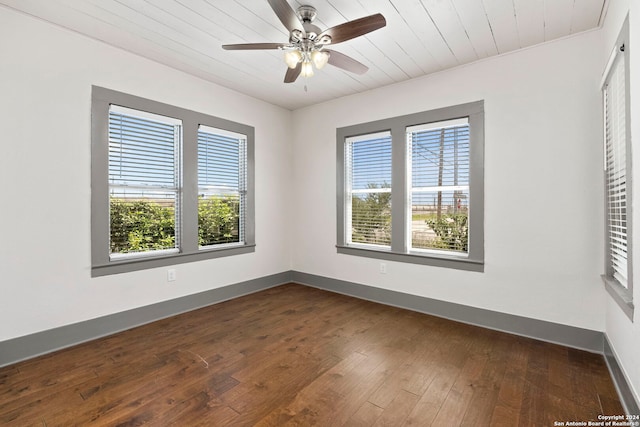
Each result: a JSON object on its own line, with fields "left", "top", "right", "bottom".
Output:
{"left": 167, "top": 269, "right": 176, "bottom": 282}
{"left": 379, "top": 263, "right": 387, "bottom": 274}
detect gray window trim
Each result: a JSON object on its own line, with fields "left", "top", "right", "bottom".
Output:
{"left": 336, "top": 101, "right": 484, "bottom": 272}
{"left": 91, "top": 86, "right": 255, "bottom": 277}
{"left": 602, "top": 16, "right": 634, "bottom": 321}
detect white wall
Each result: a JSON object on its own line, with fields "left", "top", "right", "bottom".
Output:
{"left": 0, "top": 7, "right": 293, "bottom": 341}
{"left": 601, "top": 0, "right": 640, "bottom": 408}
{"left": 291, "top": 30, "right": 606, "bottom": 331}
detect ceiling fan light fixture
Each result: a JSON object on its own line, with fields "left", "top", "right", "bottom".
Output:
{"left": 311, "top": 50, "right": 330, "bottom": 69}
{"left": 301, "top": 60, "right": 314, "bottom": 77}
{"left": 222, "top": 2, "right": 386, "bottom": 84}
{"left": 284, "top": 49, "right": 302, "bottom": 68}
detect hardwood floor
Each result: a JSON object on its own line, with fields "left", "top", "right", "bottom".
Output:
{"left": 0, "top": 283, "right": 623, "bottom": 426}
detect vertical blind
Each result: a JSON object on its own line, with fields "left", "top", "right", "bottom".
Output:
{"left": 604, "top": 50, "right": 628, "bottom": 288}
{"left": 408, "top": 118, "right": 470, "bottom": 253}
{"left": 197, "top": 125, "right": 247, "bottom": 247}
{"left": 108, "top": 105, "right": 181, "bottom": 256}
{"left": 345, "top": 132, "right": 392, "bottom": 246}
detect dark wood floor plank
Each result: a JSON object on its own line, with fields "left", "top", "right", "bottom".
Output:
{"left": 72, "top": 353, "right": 219, "bottom": 425}
{"left": 373, "top": 389, "right": 420, "bottom": 426}
{"left": 223, "top": 352, "right": 336, "bottom": 420}
{"left": 431, "top": 347, "right": 487, "bottom": 426}
{"left": 0, "top": 363, "right": 96, "bottom": 407}
{"left": 459, "top": 331, "right": 508, "bottom": 426}
{"left": 362, "top": 346, "right": 419, "bottom": 409}
{"left": 293, "top": 351, "right": 383, "bottom": 423}
{"left": 254, "top": 352, "right": 368, "bottom": 426}
{"left": 257, "top": 347, "right": 397, "bottom": 426}
{"left": 403, "top": 364, "right": 459, "bottom": 426}
{"left": 518, "top": 341, "right": 552, "bottom": 425}
{"left": 345, "top": 401, "right": 384, "bottom": 426}
{"left": 325, "top": 348, "right": 416, "bottom": 426}
{"left": 0, "top": 283, "right": 623, "bottom": 426}
{"left": 489, "top": 336, "right": 530, "bottom": 425}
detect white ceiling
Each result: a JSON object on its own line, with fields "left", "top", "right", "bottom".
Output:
{"left": 1, "top": 0, "right": 607, "bottom": 110}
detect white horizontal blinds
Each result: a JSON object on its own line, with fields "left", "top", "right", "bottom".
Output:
{"left": 408, "top": 118, "right": 470, "bottom": 253}
{"left": 108, "top": 105, "right": 181, "bottom": 258}
{"left": 346, "top": 132, "right": 392, "bottom": 247}
{"left": 197, "top": 125, "right": 246, "bottom": 247}
{"left": 604, "top": 51, "right": 628, "bottom": 288}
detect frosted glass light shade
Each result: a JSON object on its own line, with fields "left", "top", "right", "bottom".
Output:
{"left": 311, "top": 50, "right": 330, "bottom": 69}
{"left": 284, "top": 50, "right": 302, "bottom": 69}
{"left": 301, "top": 60, "right": 314, "bottom": 77}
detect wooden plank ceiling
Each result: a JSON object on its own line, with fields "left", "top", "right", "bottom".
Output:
{"left": 1, "top": 0, "right": 607, "bottom": 110}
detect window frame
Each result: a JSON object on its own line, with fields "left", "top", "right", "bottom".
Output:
{"left": 91, "top": 86, "right": 255, "bottom": 277}
{"left": 601, "top": 16, "right": 634, "bottom": 320}
{"left": 336, "top": 101, "right": 484, "bottom": 272}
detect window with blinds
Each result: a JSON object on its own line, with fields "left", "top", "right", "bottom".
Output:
{"left": 108, "top": 105, "right": 181, "bottom": 258}
{"left": 408, "top": 118, "right": 470, "bottom": 254}
{"left": 603, "top": 45, "right": 629, "bottom": 289}
{"left": 337, "top": 100, "right": 484, "bottom": 271}
{"left": 92, "top": 86, "right": 256, "bottom": 276}
{"left": 197, "top": 125, "right": 247, "bottom": 248}
{"left": 345, "top": 132, "right": 392, "bottom": 247}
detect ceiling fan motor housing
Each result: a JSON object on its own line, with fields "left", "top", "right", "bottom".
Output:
{"left": 297, "top": 5, "right": 317, "bottom": 23}
{"left": 294, "top": 5, "right": 327, "bottom": 43}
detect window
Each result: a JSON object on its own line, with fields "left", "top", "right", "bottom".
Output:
{"left": 601, "top": 16, "right": 633, "bottom": 319}
{"left": 345, "top": 132, "right": 392, "bottom": 248}
{"left": 337, "top": 101, "right": 484, "bottom": 271}
{"left": 604, "top": 49, "right": 628, "bottom": 288}
{"left": 408, "top": 118, "right": 470, "bottom": 254}
{"left": 108, "top": 106, "right": 182, "bottom": 259}
{"left": 92, "top": 86, "right": 255, "bottom": 276}
{"left": 197, "top": 126, "right": 246, "bottom": 248}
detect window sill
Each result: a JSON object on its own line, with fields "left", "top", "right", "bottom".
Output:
{"left": 92, "top": 244, "right": 256, "bottom": 277}
{"left": 602, "top": 275, "right": 634, "bottom": 321}
{"left": 336, "top": 245, "right": 484, "bottom": 272}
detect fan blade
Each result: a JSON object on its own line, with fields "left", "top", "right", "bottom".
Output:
{"left": 267, "top": 0, "right": 305, "bottom": 35}
{"left": 222, "top": 43, "right": 285, "bottom": 50}
{"left": 318, "top": 14, "right": 386, "bottom": 45}
{"left": 284, "top": 63, "right": 301, "bottom": 83}
{"left": 326, "top": 50, "right": 369, "bottom": 74}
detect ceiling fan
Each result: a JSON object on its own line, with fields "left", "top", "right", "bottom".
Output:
{"left": 222, "top": 0, "right": 386, "bottom": 83}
